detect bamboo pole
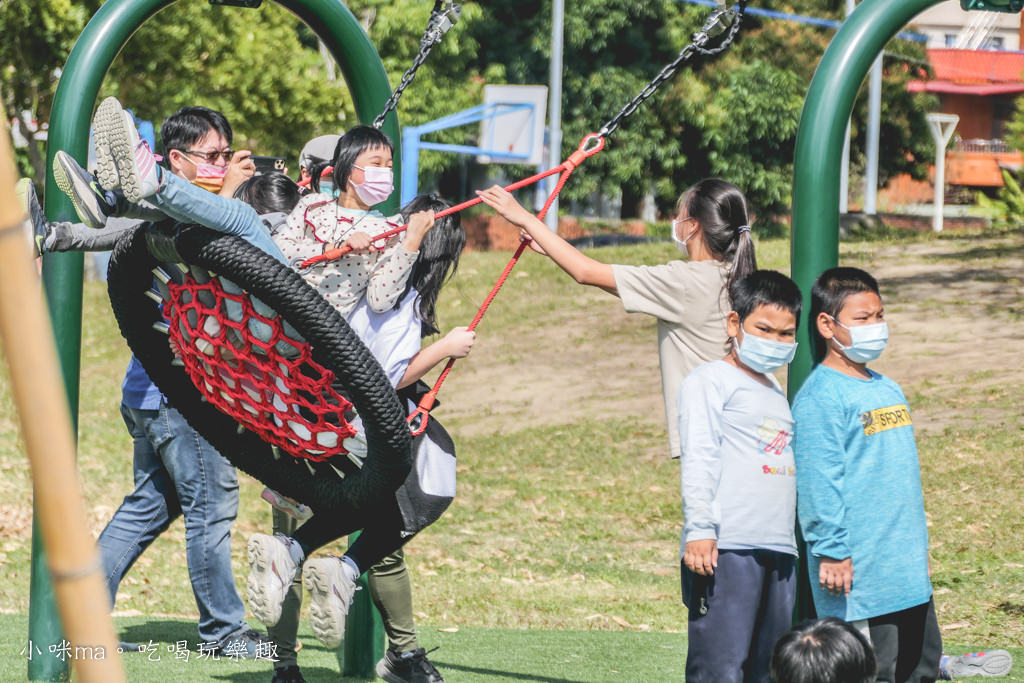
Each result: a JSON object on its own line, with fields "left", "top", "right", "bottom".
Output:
{"left": 0, "top": 121, "right": 123, "bottom": 680}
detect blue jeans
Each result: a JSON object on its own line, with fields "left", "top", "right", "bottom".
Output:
{"left": 151, "top": 172, "right": 287, "bottom": 264}
{"left": 97, "top": 402, "right": 247, "bottom": 643}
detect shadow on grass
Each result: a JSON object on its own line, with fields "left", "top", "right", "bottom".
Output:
{"left": 208, "top": 665, "right": 343, "bottom": 682}
{"left": 117, "top": 618, "right": 198, "bottom": 647}
{"left": 436, "top": 661, "right": 587, "bottom": 683}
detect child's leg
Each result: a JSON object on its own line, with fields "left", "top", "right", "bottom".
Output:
{"left": 682, "top": 549, "right": 764, "bottom": 683}
{"left": 150, "top": 173, "right": 288, "bottom": 264}
{"left": 747, "top": 552, "right": 797, "bottom": 683}
{"left": 47, "top": 217, "right": 143, "bottom": 253}
{"left": 266, "top": 509, "right": 303, "bottom": 673}
{"left": 868, "top": 599, "right": 941, "bottom": 683}
{"left": 367, "top": 549, "right": 419, "bottom": 655}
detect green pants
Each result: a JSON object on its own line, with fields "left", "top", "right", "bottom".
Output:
{"left": 268, "top": 509, "right": 419, "bottom": 668}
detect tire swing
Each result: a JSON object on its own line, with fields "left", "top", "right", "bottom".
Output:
{"left": 106, "top": 221, "right": 411, "bottom": 515}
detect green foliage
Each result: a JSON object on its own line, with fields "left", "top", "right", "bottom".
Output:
{"left": 0, "top": 0, "right": 99, "bottom": 183}
{"left": 976, "top": 170, "right": 1024, "bottom": 227}
{"left": 3, "top": 0, "right": 937, "bottom": 224}
{"left": 105, "top": 2, "right": 349, "bottom": 157}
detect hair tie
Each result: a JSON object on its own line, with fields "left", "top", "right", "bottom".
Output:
{"left": 737, "top": 225, "right": 751, "bottom": 235}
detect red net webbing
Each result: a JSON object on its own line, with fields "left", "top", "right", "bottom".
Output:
{"left": 164, "top": 274, "right": 358, "bottom": 463}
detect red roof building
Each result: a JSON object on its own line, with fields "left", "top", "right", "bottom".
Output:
{"left": 908, "top": 48, "right": 1024, "bottom": 187}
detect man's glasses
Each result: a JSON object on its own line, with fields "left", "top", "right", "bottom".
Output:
{"left": 179, "top": 149, "right": 234, "bottom": 163}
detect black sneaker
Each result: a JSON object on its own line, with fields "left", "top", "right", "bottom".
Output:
{"left": 52, "top": 150, "right": 115, "bottom": 229}
{"left": 375, "top": 647, "right": 445, "bottom": 683}
{"left": 15, "top": 178, "right": 51, "bottom": 256}
{"left": 271, "top": 664, "right": 307, "bottom": 683}
{"left": 216, "top": 627, "right": 276, "bottom": 661}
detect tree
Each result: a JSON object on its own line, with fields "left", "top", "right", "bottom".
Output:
{"left": 105, "top": 2, "right": 349, "bottom": 159}
{"left": 0, "top": 0, "right": 99, "bottom": 182}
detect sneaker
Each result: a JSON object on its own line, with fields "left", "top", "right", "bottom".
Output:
{"left": 15, "top": 178, "right": 51, "bottom": 255}
{"left": 246, "top": 533, "right": 299, "bottom": 627}
{"left": 92, "top": 96, "right": 160, "bottom": 202}
{"left": 271, "top": 664, "right": 307, "bottom": 683}
{"left": 376, "top": 647, "right": 445, "bottom": 683}
{"left": 303, "top": 557, "right": 357, "bottom": 649}
{"left": 262, "top": 487, "right": 313, "bottom": 522}
{"left": 52, "top": 150, "right": 114, "bottom": 229}
{"left": 940, "top": 650, "right": 1013, "bottom": 679}
{"left": 215, "top": 626, "right": 276, "bottom": 660}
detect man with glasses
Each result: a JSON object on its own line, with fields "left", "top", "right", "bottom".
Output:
{"left": 92, "top": 104, "right": 270, "bottom": 659}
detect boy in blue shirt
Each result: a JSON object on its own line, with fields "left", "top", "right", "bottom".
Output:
{"left": 793, "top": 267, "right": 940, "bottom": 683}
{"left": 678, "top": 270, "right": 802, "bottom": 683}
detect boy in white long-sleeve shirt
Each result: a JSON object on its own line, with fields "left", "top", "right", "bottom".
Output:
{"left": 678, "top": 270, "right": 803, "bottom": 683}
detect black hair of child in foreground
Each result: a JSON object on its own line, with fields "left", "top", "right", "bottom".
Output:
{"left": 771, "top": 618, "right": 876, "bottom": 683}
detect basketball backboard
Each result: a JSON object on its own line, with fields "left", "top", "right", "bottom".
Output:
{"left": 478, "top": 84, "right": 548, "bottom": 165}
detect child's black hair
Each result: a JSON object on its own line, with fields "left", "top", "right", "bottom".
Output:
{"left": 770, "top": 617, "right": 876, "bottom": 683}
{"left": 398, "top": 194, "right": 466, "bottom": 336}
{"left": 310, "top": 125, "right": 394, "bottom": 195}
{"left": 160, "top": 106, "right": 233, "bottom": 158}
{"left": 233, "top": 173, "right": 301, "bottom": 215}
{"left": 809, "top": 267, "right": 881, "bottom": 363}
{"left": 678, "top": 178, "right": 757, "bottom": 293}
{"left": 729, "top": 270, "right": 802, "bottom": 327}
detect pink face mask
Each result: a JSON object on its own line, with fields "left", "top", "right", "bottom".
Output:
{"left": 180, "top": 154, "right": 227, "bottom": 192}
{"left": 348, "top": 164, "right": 394, "bottom": 206}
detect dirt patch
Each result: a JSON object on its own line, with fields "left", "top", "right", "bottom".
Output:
{"left": 439, "top": 234, "right": 1024, "bottom": 440}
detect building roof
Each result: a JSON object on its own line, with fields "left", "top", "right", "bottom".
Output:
{"left": 908, "top": 48, "right": 1024, "bottom": 96}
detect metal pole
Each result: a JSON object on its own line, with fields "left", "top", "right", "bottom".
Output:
{"left": 864, "top": 55, "right": 883, "bottom": 215}
{"left": 790, "top": 0, "right": 946, "bottom": 398}
{"left": 840, "top": 0, "right": 856, "bottom": 214}
{"left": 545, "top": 0, "right": 564, "bottom": 230}
{"left": 926, "top": 113, "right": 959, "bottom": 233}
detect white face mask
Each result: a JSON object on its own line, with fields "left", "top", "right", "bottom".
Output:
{"left": 734, "top": 328, "right": 798, "bottom": 375}
{"left": 672, "top": 218, "right": 696, "bottom": 257}
{"left": 830, "top": 316, "right": 889, "bottom": 363}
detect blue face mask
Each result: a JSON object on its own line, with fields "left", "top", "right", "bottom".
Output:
{"left": 319, "top": 180, "right": 339, "bottom": 198}
{"left": 830, "top": 318, "right": 889, "bottom": 363}
{"left": 734, "top": 329, "right": 797, "bottom": 374}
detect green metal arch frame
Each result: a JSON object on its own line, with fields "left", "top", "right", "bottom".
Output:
{"left": 34, "top": 2, "right": 397, "bottom": 679}
{"left": 788, "top": 0, "right": 945, "bottom": 397}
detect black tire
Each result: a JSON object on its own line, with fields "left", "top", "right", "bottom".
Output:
{"left": 106, "top": 222, "right": 411, "bottom": 514}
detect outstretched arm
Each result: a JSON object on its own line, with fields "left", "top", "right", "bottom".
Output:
{"left": 397, "top": 326, "right": 476, "bottom": 389}
{"left": 476, "top": 185, "right": 618, "bottom": 295}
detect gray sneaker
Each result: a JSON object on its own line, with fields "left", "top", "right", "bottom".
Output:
{"left": 52, "top": 150, "right": 114, "bottom": 229}
{"left": 15, "top": 178, "right": 51, "bottom": 256}
{"left": 941, "top": 650, "right": 1013, "bottom": 679}
{"left": 376, "top": 647, "right": 445, "bottom": 683}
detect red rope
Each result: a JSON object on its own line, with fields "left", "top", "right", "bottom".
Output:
{"left": 406, "top": 134, "right": 605, "bottom": 435}
{"left": 166, "top": 276, "right": 358, "bottom": 462}
{"left": 300, "top": 134, "right": 605, "bottom": 270}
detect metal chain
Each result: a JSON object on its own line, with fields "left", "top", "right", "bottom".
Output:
{"left": 373, "top": 1, "right": 462, "bottom": 128}
{"left": 598, "top": 1, "right": 747, "bottom": 138}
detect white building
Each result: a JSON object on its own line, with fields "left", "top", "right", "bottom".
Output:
{"left": 912, "top": 1, "right": 1023, "bottom": 50}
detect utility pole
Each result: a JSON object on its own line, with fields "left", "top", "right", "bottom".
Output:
{"left": 546, "top": 0, "right": 564, "bottom": 230}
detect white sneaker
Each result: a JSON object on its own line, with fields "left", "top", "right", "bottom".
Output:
{"left": 245, "top": 532, "right": 299, "bottom": 627}
{"left": 303, "top": 557, "right": 357, "bottom": 649}
{"left": 92, "top": 97, "right": 160, "bottom": 202}
{"left": 261, "top": 487, "right": 313, "bottom": 522}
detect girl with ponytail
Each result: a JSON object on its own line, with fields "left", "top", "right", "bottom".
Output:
{"left": 477, "top": 178, "right": 758, "bottom": 458}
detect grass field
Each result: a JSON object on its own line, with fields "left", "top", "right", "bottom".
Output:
{"left": 1, "top": 228, "right": 1023, "bottom": 681}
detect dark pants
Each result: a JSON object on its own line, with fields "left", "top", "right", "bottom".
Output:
{"left": 681, "top": 549, "right": 796, "bottom": 683}
{"left": 869, "top": 598, "right": 942, "bottom": 683}
{"left": 291, "top": 495, "right": 409, "bottom": 571}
